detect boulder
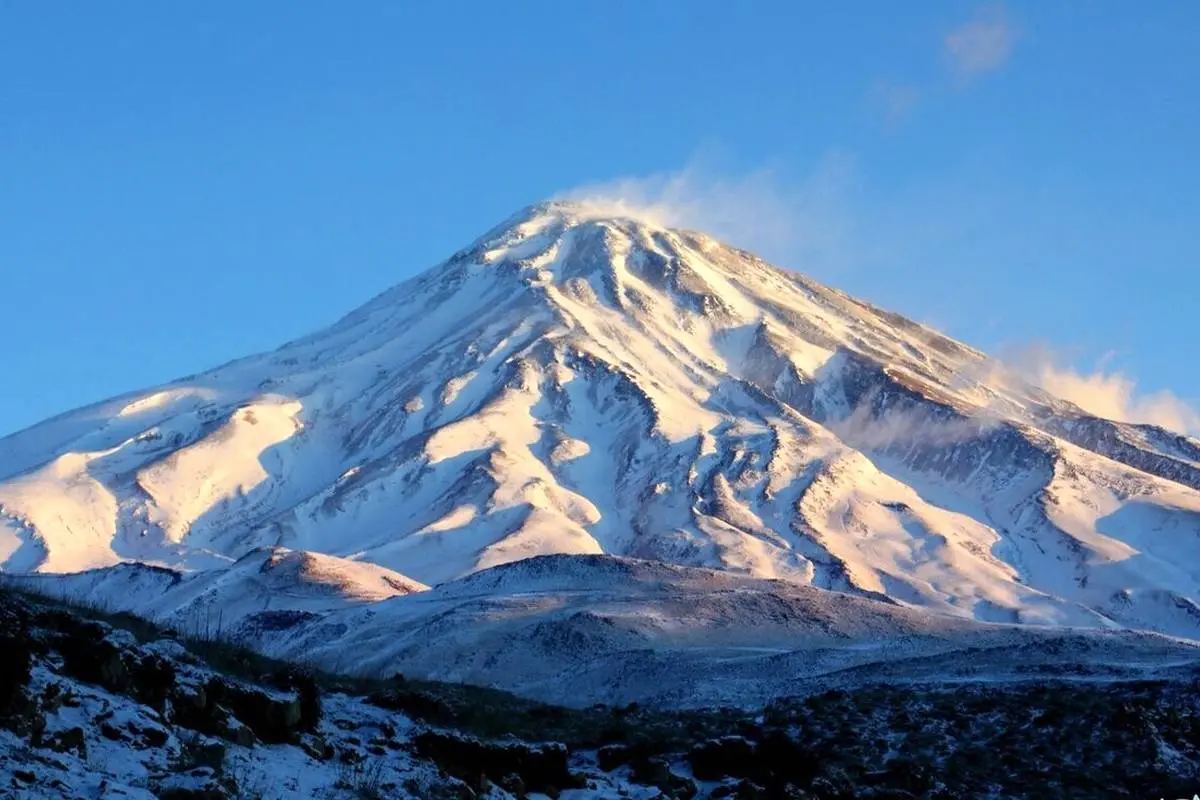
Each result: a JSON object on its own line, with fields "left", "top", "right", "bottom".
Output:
{"left": 414, "top": 730, "right": 584, "bottom": 796}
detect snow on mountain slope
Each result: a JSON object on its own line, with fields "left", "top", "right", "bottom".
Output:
{"left": 1, "top": 200, "right": 1198, "bottom": 643}
{"left": 6, "top": 547, "right": 426, "bottom": 631}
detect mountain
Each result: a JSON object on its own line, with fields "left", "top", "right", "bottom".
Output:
{"left": 2, "top": 200, "right": 1199, "bottom": 688}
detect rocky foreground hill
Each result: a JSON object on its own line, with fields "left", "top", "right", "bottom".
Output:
{"left": 2, "top": 584, "right": 1198, "bottom": 799}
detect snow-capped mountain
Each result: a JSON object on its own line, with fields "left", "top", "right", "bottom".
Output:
{"left": 2, "top": 200, "right": 1199, "bottom": 654}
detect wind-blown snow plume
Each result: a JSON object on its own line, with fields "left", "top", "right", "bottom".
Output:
{"left": 828, "top": 393, "right": 999, "bottom": 451}
{"left": 1009, "top": 344, "right": 1200, "bottom": 435}
{"left": 555, "top": 153, "right": 857, "bottom": 271}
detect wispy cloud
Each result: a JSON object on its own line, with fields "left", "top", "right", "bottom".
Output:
{"left": 870, "top": 5, "right": 1017, "bottom": 129}
{"left": 870, "top": 82, "right": 922, "bottom": 129}
{"left": 1003, "top": 344, "right": 1200, "bottom": 435}
{"left": 556, "top": 152, "right": 860, "bottom": 272}
{"left": 944, "top": 5, "right": 1017, "bottom": 81}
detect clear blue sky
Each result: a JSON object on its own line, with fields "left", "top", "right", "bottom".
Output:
{"left": 2, "top": 3, "right": 1196, "bottom": 437}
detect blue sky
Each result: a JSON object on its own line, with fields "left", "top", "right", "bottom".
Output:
{"left": 1, "top": 3, "right": 1196, "bottom": 436}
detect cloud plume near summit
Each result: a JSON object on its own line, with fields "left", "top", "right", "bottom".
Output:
{"left": 1008, "top": 345, "right": 1200, "bottom": 435}
{"left": 555, "top": 154, "right": 857, "bottom": 275}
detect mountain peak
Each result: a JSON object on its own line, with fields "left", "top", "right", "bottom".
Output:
{"left": 464, "top": 197, "right": 679, "bottom": 263}
{"left": 521, "top": 197, "right": 669, "bottom": 226}
{"left": 461, "top": 197, "right": 734, "bottom": 270}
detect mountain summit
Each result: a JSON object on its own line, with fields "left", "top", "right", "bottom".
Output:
{"left": 3, "top": 202, "right": 1199, "bottom": 642}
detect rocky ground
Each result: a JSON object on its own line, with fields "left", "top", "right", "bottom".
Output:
{"left": 1, "top": 585, "right": 1198, "bottom": 799}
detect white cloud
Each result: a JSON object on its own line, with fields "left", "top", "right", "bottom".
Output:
{"left": 944, "top": 5, "right": 1016, "bottom": 80}
{"left": 870, "top": 83, "right": 922, "bottom": 128}
{"left": 1006, "top": 345, "right": 1200, "bottom": 435}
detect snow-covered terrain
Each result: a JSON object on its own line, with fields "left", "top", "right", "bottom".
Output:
{"left": 6, "top": 587, "right": 1192, "bottom": 799}
{"left": 0, "top": 587, "right": 674, "bottom": 799}
{"left": 2, "top": 199, "right": 1199, "bottom": 696}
